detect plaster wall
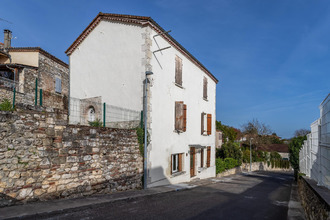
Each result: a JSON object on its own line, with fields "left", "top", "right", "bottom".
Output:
{"left": 147, "top": 27, "right": 217, "bottom": 186}
{"left": 69, "top": 20, "right": 144, "bottom": 111}
{"left": 8, "top": 51, "right": 39, "bottom": 67}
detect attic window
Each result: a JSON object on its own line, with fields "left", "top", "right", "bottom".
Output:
{"left": 55, "top": 77, "right": 62, "bottom": 93}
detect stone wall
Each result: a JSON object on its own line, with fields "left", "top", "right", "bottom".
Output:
{"left": 216, "top": 162, "right": 292, "bottom": 178}
{"left": 298, "top": 176, "right": 330, "bottom": 220}
{"left": 0, "top": 104, "right": 143, "bottom": 207}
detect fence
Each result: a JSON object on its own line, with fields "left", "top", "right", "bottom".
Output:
{"left": 0, "top": 76, "right": 35, "bottom": 107}
{"left": 300, "top": 94, "right": 330, "bottom": 189}
{"left": 69, "top": 97, "right": 142, "bottom": 129}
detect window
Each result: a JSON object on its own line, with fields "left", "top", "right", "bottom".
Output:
{"left": 207, "top": 146, "right": 211, "bottom": 167}
{"left": 171, "top": 153, "right": 183, "bottom": 174}
{"left": 55, "top": 77, "right": 62, "bottom": 93}
{"left": 175, "top": 56, "right": 182, "bottom": 86}
{"left": 203, "top": 77, "right": 208, "bottom": 100}
{"left": 175, "top": 101, "right": 187, "bottom": 132}
{"left": 201, "top": 148, "right": 204, "bottom": 168}
{"left": 88, "top": 106, "right": 96, "bottom": 122}
{"left": 201, "top": 113, "right": 212, "bottom": 135}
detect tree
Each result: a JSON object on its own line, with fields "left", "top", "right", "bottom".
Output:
{"left": 241, "top": 119, "right": 272, "bottom": 136}
{"left": 289, "top": 136, "right": 307, "bottom": 180}
{"left": 216, "top": 121, "right": 239, "bottom": 143}
{"left": 294, "top": 129, "right": 310, "bottom": 137}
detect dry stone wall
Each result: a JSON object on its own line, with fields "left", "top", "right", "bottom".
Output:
{"left": 0, "top": 104, "right": 143, "bottom": 206}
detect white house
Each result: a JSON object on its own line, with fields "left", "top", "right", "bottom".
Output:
{"left": 66, "top": 13, "right": 219, "bottom": 187}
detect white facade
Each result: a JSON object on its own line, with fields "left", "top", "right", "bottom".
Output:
{"left": 67, "top": 13, "right": 218, "bottom": 187}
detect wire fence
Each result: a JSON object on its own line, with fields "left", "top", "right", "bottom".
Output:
{"left": 0, "top": 76, "right": 35, "bottom": 107}
{"left": 300, "top": 94, "right": 330, "bottom": 189}
{"left": 69, "top": 97, "right": 142, "bottom": 129}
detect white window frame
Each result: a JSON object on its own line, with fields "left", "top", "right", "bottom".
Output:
{"left": 172, "top": 154, "right": 179, "bottom": 173}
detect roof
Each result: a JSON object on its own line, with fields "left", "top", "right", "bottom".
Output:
{"left": 66, "top": 12, "right": 218, "bottom": 83}
{"left": 8, "top": 47, "right": 68, "bottom": 68}
{"left": 258, "top": 144, "right": 289, "bottom": 153}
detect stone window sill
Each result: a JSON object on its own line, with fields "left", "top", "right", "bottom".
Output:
{"left": 174, "top": 82, "right": 185, "bottom": 89}
{"left": 171, "top": 171, "right": 186, "bottom": 177}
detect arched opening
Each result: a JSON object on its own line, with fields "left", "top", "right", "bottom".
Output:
{"left": 88, "top": 106, "right": 95, "bottom": 122}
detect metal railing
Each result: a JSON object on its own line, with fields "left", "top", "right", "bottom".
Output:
{"left": 300, "top": 95, "right": 330, "bottom": 189}
{"left": 69, "top": 97, "right": 142, "bottom": 129}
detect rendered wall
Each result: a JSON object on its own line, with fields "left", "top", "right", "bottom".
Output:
{"left": 147, "top": 27, "right": 217, "bottom": 186}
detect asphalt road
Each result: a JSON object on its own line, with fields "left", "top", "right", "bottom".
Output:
{"left": 35, "top": 171, "right": 294, "bottom": 220}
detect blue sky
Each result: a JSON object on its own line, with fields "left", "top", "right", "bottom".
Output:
{"left": 1, "top": 0, "right": 329, "bottom": 138}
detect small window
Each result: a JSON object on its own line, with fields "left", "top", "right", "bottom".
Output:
{"left": 55, "top": 77, "right": 62, "bottom": 93}
{"left": 175, "top": 101, "right": 187, "bottom": 132}
{"left": 171, "top": 153, "right": 183, "bottom": 174}
{"left": 88, "top": 106, "right": 96, "bottom": 122}
{"left": 175, "top": 56, "right": 183, "bottom": 86}
{"left": 203, "top": 77, "right": 208, "bottom": 100}
{"left": 201, "top": 113, "right": 212, "bottom": 135}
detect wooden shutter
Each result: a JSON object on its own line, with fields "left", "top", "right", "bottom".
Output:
{"left": 201, "top": 113, "right": 204, "bottom": 135}
{"left": 178, "top": 153, "right": 183, "bottom": 171}
{"left": 201, "top": 149, "right": 204, "bottom": 167}
{"left": 207, "top": 147, "right": 211, "bottom": 167}
{"left": 207, "top": 114, "right": 212, "bottom": 135}
{"left": 183, "top": 104, "right": 187, "bottom": 132}
{"left": 175, "top": 56, "right": 182, "bottom": 86}
{"left": 175, "top": 102, "right": 184, "bottom": 131}
{"left": 171, "top": 155, "right": 173, "bottom": 175}
{"left": 203, "top": 77, "right": 207, "bottom": 99}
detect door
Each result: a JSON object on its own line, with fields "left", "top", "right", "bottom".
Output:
{"left": 190, "top": 147, "right": 196, "bottom": 177}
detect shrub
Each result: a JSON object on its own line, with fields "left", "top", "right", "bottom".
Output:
{"left": 88, "top": 118, "right": 102, "bottom": 127}
{"left": 136, "top": 127, "right": 144, "bottom": 156}
{"left": 216, "top": 158, "right": 226, "bottom": 174}
{"left": 224, "top": 158, "right": 238, "bottom": 170}
{"left": 218, "top": 142, "right": 242, "bottom": 165}
{"left": 0, "top": 99, "right": 13, "bottom": 111}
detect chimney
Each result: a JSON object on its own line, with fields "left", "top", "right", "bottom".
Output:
{"left": 4, "top": 29, "right": 12, "bottom": 50}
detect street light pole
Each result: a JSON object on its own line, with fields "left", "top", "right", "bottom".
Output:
{"left": 250, "top": 138, "right": 253, "bottom": 172}
{"left": 144, "top": 71, "right": 153, "bottom": 189}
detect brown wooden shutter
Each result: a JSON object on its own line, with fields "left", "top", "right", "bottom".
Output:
{"left": 175, "top": 102, "right": 184, "bottom": 131}
{"left": 207, "top": 114, "right": 212, "bottom": 135}
{"left": 201, "top": 149, "right": 204, "bottom": 167}
{"left": 183, "top": 104, "right": 187, "bottom": 132}
{"left": 201, "top": 113, "right": 204, "bottom": 135}
{"left": 203, "top": 77, "right": 207, "bottom": 99}
{"left": 178, "top": 153, "right": 183, "bottom": 172}
{"left": 175, "top": 56, "right": 182, "bottom": 86}
{"left": 207, "top": 147, "right": 211, "bottom": 167}
{"left": 170, "top": 155, "right": 173, "bottom": 175}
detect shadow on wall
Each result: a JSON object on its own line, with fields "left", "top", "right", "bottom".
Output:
{"left": 148, "top": 166, "right": 171, "bottom": 188}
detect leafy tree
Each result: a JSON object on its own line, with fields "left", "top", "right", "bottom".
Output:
{"left": 289, "top": 136, "right": 307, "bottom": 180}
{"left": 216, "top": 121, "right": 239, "bottom": 143}
{"left": 294, "top": 129, "right": 310, "bottom": 137}
{"left": 217, "top": 142, "right": 242, "bottom": 165}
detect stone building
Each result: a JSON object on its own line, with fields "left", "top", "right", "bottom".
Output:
{"left": 0, "top": 30, "right": 69, "bottom": 110}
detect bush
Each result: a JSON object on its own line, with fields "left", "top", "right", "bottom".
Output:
{"left": 136, "top": 127, "right": 144, "bottom": 156}
{"left": 217, "top": 142, "right": 242, "bottom": 165}
{"left": 88, "top": 118, "right": 103, "bottom": 127}
{"left": 224, "top": 158, "right": 238, "bottom": 170}
{"left": 216, "top": 158, "right": 226, "bottom": 174}
{"left": 0, "top": 99, "right": 13, "bottom": 111}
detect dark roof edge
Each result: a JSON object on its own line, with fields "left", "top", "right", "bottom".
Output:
{"left": 8, "top": 47, "right": 69, "bottom": 68}
{"left": 66, "top": 12, "right": 218, "bottom": 83}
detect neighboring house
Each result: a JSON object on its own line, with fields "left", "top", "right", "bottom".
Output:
{"left": 259, "top": 144, "right": 289, "bottom": 160}
{"left": 66, "top": 13, "right": 218, "bottom": 187}
{"left": 0, "top": 30, "right": 69, "bottom": 109}
{"left": 215, "top": 130, "right": 223, "bottom": 148}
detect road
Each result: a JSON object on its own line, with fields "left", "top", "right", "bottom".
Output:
{"left": 34, "top": 171, "right": 294, "bottom": 220}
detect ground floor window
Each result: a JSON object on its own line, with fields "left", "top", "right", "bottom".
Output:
{"left": 207, "top": 146, "right": 211, "bottom": 167}
{"left": 201, "top": 148, "right": 204, "bottom": 168}
{"left": 171, "top": 153, "right": 183, "bottom": 174}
